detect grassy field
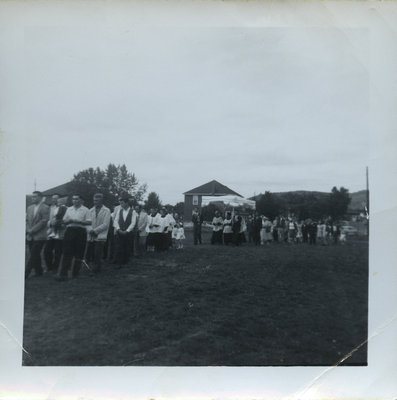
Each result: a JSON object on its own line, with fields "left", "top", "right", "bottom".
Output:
{"left": 23, "top": 231, "right": 368, "bottom": 366}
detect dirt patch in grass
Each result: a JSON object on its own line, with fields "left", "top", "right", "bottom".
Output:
{"left": 23, "top": 238, "right": 368, "bottom": 366}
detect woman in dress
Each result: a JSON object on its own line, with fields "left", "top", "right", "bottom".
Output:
{"left": 317, "top": 220, "right": 327, "bottom": 245}
{"left": 260, "top": 216, "right": 273, "bottom": 245}
{"left": 296, "top": 221, "right": 303, "bottom": 243}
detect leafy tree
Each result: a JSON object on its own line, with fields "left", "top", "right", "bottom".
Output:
{"left": 328, "top": 186, "right": 351, "bottom": 220}
{"left": 70, "top": 164, "right": 146, "bottom": 208}
{"left": 144, "top": 192, "right": 162, "bottom": 211}
{"left": 282, "top": 192, "right": 327, "bottom": 220}
{"left": 201, "top": 203, "right": 222, "bottom": 221}
{"left": 256, "top": 191, "right": 281, "bottom": 220}
{"left": 298, "top": 193, "right": 329, "bottom": 220}
{"left": 173, "top": 202, "right": 184, "bottom": 217}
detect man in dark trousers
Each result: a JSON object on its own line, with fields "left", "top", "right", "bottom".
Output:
{"left": 44, "top": 194, "right": 67, "bottom": 273}
{"left": 86, "top": 193, "right": 111, "bottom": 273}
{"left": 56, "top": 194, "right": 91, "bottom": 281}
{"left": 192, "top": 207, "right": 202, "bottom": 245}
{"left": 113, "top": 195, "right": 137, "bottom": 268}
{"left": 25, "top": 191, "right": 50, "bottom": 278}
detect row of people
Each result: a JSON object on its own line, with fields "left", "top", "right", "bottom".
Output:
{"left": 25, "top": 191, "right": 185, "bottom": 280}
{"left": 246, "top": 215, "right": 346, "bottom": 245}
{"left": 192, "top": 208, "right": 248, "bottom": 246}
{"left": 200, "top": 211, "right": 347, "bottom": 246}
{"left": 26, "top": 192, "right": 349, "bottom": 279}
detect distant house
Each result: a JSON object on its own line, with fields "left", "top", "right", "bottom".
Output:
{"left": 183, "top": 180, "right": 242, "bottom": 221}
{"left": 26, "top": 181, "right": 74, "bottom": 207}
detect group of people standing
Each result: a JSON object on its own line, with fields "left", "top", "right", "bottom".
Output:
{"left": 200, "top": 210, "right": 346, "bottom": 246}
{"left": 25, "top": 191, "right": 185, "bottom": 281}
{"left": 246, "top": 214, "right": 345, "bottom": 245}
{"left": 25, "top": 191, "right": 349, "bottom": 280}
{"left": 192, "top": 208, "right": 248, "bottom": 246}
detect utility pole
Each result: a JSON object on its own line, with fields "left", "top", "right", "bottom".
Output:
{"left": 366, "top": 166, "right": 369, "bottom": 236}
{"left": 34, "top": 179, "right": 37, "bottom": 191}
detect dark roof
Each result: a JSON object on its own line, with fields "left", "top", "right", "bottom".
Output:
{"left": 41, "top": 181, "right": 74, "bottom": 197}
{"left": 184, "top": 180, "right": 242, "bottom": 197}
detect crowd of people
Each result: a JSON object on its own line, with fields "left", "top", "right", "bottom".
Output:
{"left": 25, "top": 191, "right": 185, "bottom": 281}
{"left": 202, "top": 210, "right": 347, "bottom": 246}
{"left": 25, "top": 191, "right": 349, "bottom": 281}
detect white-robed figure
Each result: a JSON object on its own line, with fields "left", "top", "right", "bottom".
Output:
{"left": 146, "top": 208, "right": 162, "bottom": 252}
{"left": 164, "top": 209, "right": 176, "bottom": 249}
{"left": 236, "top": 215, "right": 247, "bottom": 244}
{"left": 158, "top": 208, "right": 169, "bottom": 251}
{"left": 211, "top": 210, "right": 223, "bottom": 245}
{"left": 223, "top": 211, "right": 234, "bottom": 245}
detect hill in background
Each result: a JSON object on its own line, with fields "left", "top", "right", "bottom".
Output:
{"left": 250, "top": 190, "right": 368, "bottom": 213}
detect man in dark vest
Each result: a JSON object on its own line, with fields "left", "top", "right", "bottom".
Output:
{"left": 112, "top": 195, "right": 137, "bottom": 269}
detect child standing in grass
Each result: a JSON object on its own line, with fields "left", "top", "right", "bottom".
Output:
{"left": 339, "top": 228, "right": 347, "bottom": 244}
{"left": 172, "top": 215, "right": 185, "bottom": 249}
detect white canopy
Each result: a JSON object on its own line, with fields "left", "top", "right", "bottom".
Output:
{"left": 201, "top": 195, "right": 256, "bottom": 209}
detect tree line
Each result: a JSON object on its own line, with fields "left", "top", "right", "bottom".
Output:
{"left": 68, "top": 165, "right": 350, "bottom": 220}
{"left": 69, "top": 164, "right": 184, "bottom": 213}
{"left": 254, "top": 187, "right": 351, "bottom": 220}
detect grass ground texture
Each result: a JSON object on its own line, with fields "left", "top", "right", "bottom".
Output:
{"left": 23, "top": 231, "right": 368, "bottom": 366}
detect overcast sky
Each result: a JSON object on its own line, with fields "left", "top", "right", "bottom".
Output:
{"left": 22, "top": 26, "right": 369, "bottom": 204}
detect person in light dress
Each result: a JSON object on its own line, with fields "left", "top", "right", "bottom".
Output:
{"left": 172, "top": 213, "right": 185, "bottom": 249}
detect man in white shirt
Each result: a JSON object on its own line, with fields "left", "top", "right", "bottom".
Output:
{"left": 56, "top": 194, "right": 91, "bottom": 281}
{"left": 113, "top": 195, "right": 137, "bottom": 268}
{"left": 86, "top": 193, "right": 111, "bottom": 274}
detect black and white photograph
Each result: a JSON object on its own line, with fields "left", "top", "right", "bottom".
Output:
{"left": 1, "top": 1, "right": 397, "bottom": 399}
